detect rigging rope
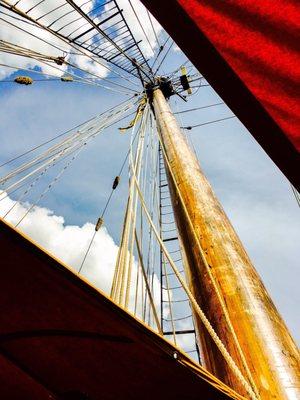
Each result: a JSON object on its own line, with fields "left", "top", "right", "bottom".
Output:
{"left": 181, "top": 115, "right": 236, "bottom": 130}
{"left": 0, "top": 9, "right": 141, "bottom": 89}
{"left": 77, "top": 177, "right": 117, "bottom": 275}
{"left": 119, "top": 98, "right": 147, "bottom": 132}
{"left": 120, "top": 106, "right": 148, "bottom": 307}
{"left": 146, "top": 9, "right": 160, "bottom": 48}
{"left": 0, "top": 96, "right": 137, "bottom": 173}
{"left": 2, "top": 150, "right": 74, "bottom": 219}
{"left": 5, "top": 93, "right": 136, "bottom": 223}
{"left": 153, "top": 39, "right": 174, "bottom": 75}
{"left": 14, "top": 146, "right": 84, "bottom": 228}
{"left": 174, "top": 102, "right": 224, "bottom": 115}
{"left": 0, "top": 63, "right": 92, "bottom": 86}
{"left": 141, "top": 116, "right": 160, "bottom": 323}
{"left": 109, "top": 105, "right": 162, "bottom": 332}
{"left": 78, "top": 100, "right": 147, "bottom": 276}
{"left": 0, "top": 100, "right": 136, "bottom": 189}
{"left": 291, "top": 184, "right": 300, "bottom": 207}
{"left": 134, "top": 229, "right": 162, "bottom": 333}
{"left": 150, "top": 36, "right": 171, "bottom": 70}
{"left": 0, "top": 38, "right": 137, "bottom": 94}
{"left": 128, "top": 0, "right": 155, "bottom": 54}
{"left": 162, "top": 252, "right": 177, "bottom": 344}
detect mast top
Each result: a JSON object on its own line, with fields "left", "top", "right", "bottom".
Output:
{"left": 145, "top": 74, "right": 190, "bottom": 104}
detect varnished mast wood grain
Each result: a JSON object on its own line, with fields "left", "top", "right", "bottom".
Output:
{"left": 152, "top": 88, "right": 300, "bottom": 399}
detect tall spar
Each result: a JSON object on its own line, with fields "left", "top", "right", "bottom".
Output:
{"left": 150, "top": 86, "right": 300, "bottom": 399}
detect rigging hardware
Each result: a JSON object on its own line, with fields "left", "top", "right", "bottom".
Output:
{"left": 179, "top": 66, "right": 192, "bottom": 94}
{"left": 14, "top": 76, "right": 33, "bottom": 85}
{"left": 112, "top": 176, "right": 120, "bottom": 189}
{"left": 95, "top": 217, "right": 104, "bottom": 232}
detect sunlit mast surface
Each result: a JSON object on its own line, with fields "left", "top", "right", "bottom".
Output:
{"left": 150, "top": 85, "right": 300, "bottom": 399}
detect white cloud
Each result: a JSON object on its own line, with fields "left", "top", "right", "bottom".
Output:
{"left": 0, "top": 190, "right": 117, "bottom": 289}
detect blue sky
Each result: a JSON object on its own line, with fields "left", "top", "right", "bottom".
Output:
{"left": 0, "top": 1, "right": 299, "bottom": 345}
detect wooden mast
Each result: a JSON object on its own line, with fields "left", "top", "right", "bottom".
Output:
{"left": 151, "top": 87, "right": 300, "bottom": 399}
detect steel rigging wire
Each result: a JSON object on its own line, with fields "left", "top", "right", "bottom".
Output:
{"left": 78, "top": 119, "right": 142, "bottom": 274}
{"left": 14, "top": 147, "right": 85, "bottom": 228}
{"left": 146, "top": 9, "right": 160, "bottom": 48}
{"left": 150, "top": 36, "right": 171, "bottom": 71}
{"left": 128, "top": 0, "right": 155, "bottom": 54}
{"left": 174, "top": 102, "right": 224, "bottom": 115}
{"left": 181, "top": 115, "right": 236, "bottom": 130}
{"left": 0, "top": 96, "right": 137, "bottom": 169}
{"left": 153, "top": 38, "right": 174, "bottom": 75}
{"left": 0, "top": 103, "right": 140, "bottom": 224}
{"left": 0, "top": 99, "right": 137, "bottom": 200}
{"left": 0, "top": 36, "right": 139, "bottom": 94}
{"left": 0, "top": 62, "right": 102, "bottom": 87}
{"left": 6, "top": 101, "right": 138, "bottom": 226}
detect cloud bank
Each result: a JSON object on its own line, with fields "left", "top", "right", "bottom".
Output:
{"left": 0, "top": 190, "right": 118, "bottom": 291}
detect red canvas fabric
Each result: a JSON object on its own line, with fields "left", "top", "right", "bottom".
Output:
{"left": 178, "top": 0, "right": 300, "bottom": 151}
